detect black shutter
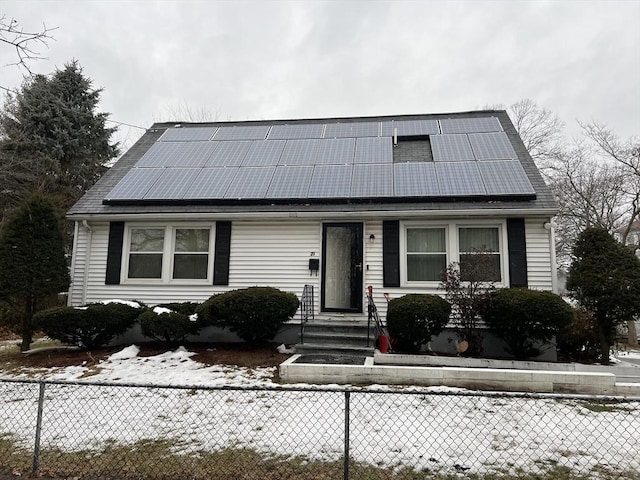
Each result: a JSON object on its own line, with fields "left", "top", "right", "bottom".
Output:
{"left": 105, "top": 221, "right": 125, "bottom": 285}
{"left": 213, "top": 221, "right": 232, "bottom": 285}
{"left": 507, "top": 218, "right": 528, "bottom": 287}
{"left": 382, "top": 220, "right": 400, "bottom": 287}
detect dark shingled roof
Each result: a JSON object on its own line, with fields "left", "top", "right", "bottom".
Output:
{"left": 67, "top": 110, "right": 557, "bottom": 218}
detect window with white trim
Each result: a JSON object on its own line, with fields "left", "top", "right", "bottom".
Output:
{"left": 406, "top": 227, "right": 447, "bottom": 282}
{"left": 124, "top": 225, "right": 213, "bottom": 283}
{"left": 402, "top": 222, "right": 505, "bottom": 286}
{"left": 458, "top": 227, "right": 501, "bottom": 282}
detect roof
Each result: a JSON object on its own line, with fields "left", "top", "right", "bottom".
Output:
{"left": 67, "top": 110, "right": 557, "bottom": 219}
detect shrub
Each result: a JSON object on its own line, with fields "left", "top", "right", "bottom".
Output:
{"left": 155, "top": 302, "right": 200, "bottom": 316}
{"left": 478, "top": 288, "right": 575, "bottom": 360}
{"left": 386, "top": 294, "right": 451, "bottom": 353}
{"left": 556, "top": 307, "right": 601, "bottom": 363}
{"left": 139, "top": 304, "right": 201, "bottom": 346}
{"left": 197, "top": 287, "right": 299, "bottom": 346}
{"left": 35, "top": 302, "right": 140, "bottom": 349}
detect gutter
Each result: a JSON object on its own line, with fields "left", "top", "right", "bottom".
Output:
{"left": 67, "top": 207, "right": 558, "bottom": 222}
{"left": 81, "top": 220, "right": 93, "bottom": 305}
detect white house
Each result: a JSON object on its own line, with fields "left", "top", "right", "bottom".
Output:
{"left": 67, "top": 111, "right": 558, "bottom": 354}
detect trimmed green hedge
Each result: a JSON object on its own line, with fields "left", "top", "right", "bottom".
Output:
{"left": 478, "top": 288, "right": 575, "bottom": 359}
{"left": 35, "top": 302, "right": 140, "bottom": 349}
{"left": 386, "top": 294, "right": 451, "bottom": 353}
{"left": 197, "top": 287, "right": 299, "bottom": 346}
{"left": 139, "top": 303, "right": 201, "bottom": 346}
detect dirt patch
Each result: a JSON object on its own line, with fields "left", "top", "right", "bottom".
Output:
{"left": 0, "top": 342, "right": 291, "bottom": 371}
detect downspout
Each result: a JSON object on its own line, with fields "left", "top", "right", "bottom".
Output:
{"left": 67, "top": 221, "right": 80, "bottom": 306}
{"left": 545, "top": 218, "right": 558, "bottom": 294}
{"left": 81, "top": 220, "right": 93, "bottom": 305}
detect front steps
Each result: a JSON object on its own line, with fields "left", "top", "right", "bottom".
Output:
{"left": 295, "top": 318, "right": 376, "bottom": 356}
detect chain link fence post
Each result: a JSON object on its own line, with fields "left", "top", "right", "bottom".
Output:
{"left": 344, "top": 391, "right": 350, "bottom": 480}
{"left": 32, "top": 381, "right": 46, "bottom": 475}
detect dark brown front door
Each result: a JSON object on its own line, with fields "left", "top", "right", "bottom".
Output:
{"left": 321, "top": 223, "right": 363, "bottom": 312}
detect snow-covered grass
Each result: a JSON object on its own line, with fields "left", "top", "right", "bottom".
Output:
{"left": 1, "top": 345, "right": 639, "bottom": 479}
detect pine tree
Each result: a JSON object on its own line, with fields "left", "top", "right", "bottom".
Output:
{"left": 567, "top": 228, "right": 640, "bottom": 364}
{"left": 0, "top": 195, "right": 70, "bottom": 351}
{"left": 0, "top": 60, "right": 118, "bottom": 228}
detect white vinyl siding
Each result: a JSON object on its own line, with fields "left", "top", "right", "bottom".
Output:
{"left": 68, "top": 216, "right": 555, "bottom": 320}
{"left": 525, "top": 218, "right": 554, "bottom": 291}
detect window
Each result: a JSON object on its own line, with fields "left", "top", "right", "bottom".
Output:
{"left": 402, "top": 222, "right": 505, "bottom": 286}
{"left": 459, "top": 227, "right": 501, "bottom": 282}
{"left": 173, "top": 228, "right": 209, "bottom": 279}
{"left": 406, "top": 228, "right": 446, "bottom": 282}
{"left": 125, "top": 225, "right": 212, "bottom": 283}
{"left": 128, "top": 228, "right": 164, "bottom": 278}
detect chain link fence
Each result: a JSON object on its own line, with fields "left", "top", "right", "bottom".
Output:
{"left": 1, "top": 378, "right": 639, "bottom": 479}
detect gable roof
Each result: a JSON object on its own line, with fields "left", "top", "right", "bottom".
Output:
{"left": 67, "top": 110, "right": 557, "bottom": 219}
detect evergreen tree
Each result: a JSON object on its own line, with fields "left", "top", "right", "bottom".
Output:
{"left": 0, "top": 195, "right": 70, "bottom": 351}
{"left": 0, "top": 60, "right": 118, "bottom": 228}
{"left": 567, "top": 228, "right": 640, "bottom": 364}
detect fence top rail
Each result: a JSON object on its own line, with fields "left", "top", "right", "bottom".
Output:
{"left": 1, "top": 376, "right": 639, "bottom": 402}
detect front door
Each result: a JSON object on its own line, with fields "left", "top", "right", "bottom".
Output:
{"left": 321, "top": 222, "right": 363, "bottom": 312}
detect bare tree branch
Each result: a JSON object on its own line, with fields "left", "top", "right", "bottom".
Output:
{"left": 0, "top": 14, "right": 57, "bottom": 77}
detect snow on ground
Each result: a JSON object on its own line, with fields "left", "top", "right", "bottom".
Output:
{"left": 1, "top": 345, "right": 639, "bottom": 477}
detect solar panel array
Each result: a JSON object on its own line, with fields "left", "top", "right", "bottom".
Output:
{"left": 105, "top": 116, "right": 537, "bottom": 202}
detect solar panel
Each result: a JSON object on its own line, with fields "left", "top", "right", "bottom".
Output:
{"left": 354, "top": 137, "right": 393, "bottom": 164}
{"left": 308, "top": 165, "right": 353, "bottom": 198}
{"left": 241, "top": 140, "right": 286, "bottom": 166}
{"left": 478, "top": 160, "right": 535, "bottom": 195}
{"left": 185, "top": 168, "right": 238, "bottom": 199}
{"left": 213, "top": 125, "right": 271, "bottom": 141}
{"left": 324, "top": 121, "right": 380, "bottom": 138}
{"left": 381, "top": 119, "right": 440, "bottom": 136}
{"left": 279, "top": 139, "right": 319, "bottom": 165}
{"left": 136, "top": 142, "right": 218, "bottom": 168}
{"left": 205, "top": 141, "right": 252, "bottom": 167}
{"left": 158, "top": 126, "right": 218, "bottom": 142}
{"left": 435, "top": 162, "right": 486, "bottom": 196}
{"left": 315, "top": 138, "right": 355, "bottom": 164}
{"left": 468, "top": 132, "right": 517, "bottom": 160}
{"left": 105, "top": 168, "right": 164, "bottom": 200}
{"left": 143, "top": 168, "right": 202, "bottom": 199}
{"left": 430, "top": 134, "right": 475, "bottom": 162}
{"left": 393, "top": 163, "right": 439, "bottom": 196}
{"left": 268, "top": 124, "right": 324, "bottom": 140}
{"left": 440, "top": 117, "right": 503, "bottom": 134}
{"left": 224, "top": 167, "right": 275, "bottom": 199}
{"left": 351, "top": 164, "right": 393, "bottom": 197}
{"left": 266, "top": 166, "right": 314, "bottom": 198}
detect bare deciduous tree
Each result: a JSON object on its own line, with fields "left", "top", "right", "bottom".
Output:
{"left": 0, "top": 15, "right": 57, "bottom": 80}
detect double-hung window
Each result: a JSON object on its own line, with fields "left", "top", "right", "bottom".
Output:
{"left": 402, "top": 222, "right": 505, "bottom": 286}
{"left": 458, "top": 227, "right": 501, "bottom": 282}
{"left": 125, "top": 225, "right": 212, "bottom": 283}
{"left": 406, "top": 227, "right": 447, "bottom": 282}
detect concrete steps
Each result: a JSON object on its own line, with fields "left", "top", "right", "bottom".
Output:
{"left": 295, "top": 318, "right": 375, "bottom": 356}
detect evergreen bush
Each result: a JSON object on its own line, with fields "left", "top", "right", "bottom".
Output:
{"left": 478, "top": 288, "right": 575, "bottom": 359}
{"left": 139, "top": 304, "right": 201, "bottom": 346}
{"left": 197, "top": 287, "right": 299, "bottom": 346}
{"left": 556, "top": 307, "right": 601, "bottom": 362}
{"left": 35, "top": 302, "right": 140, "bottom": 349}
{"left": 386, "top": 294, "right": 451, "bottom": 353}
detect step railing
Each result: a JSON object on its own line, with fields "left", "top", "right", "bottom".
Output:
{"left": 366, "top": 286, "right": 390, "bottom": 351}
{"left": 300, "top": 284, "right": 314, "bottom": 344}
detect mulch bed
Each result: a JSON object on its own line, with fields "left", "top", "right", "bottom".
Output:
{"left": 0, "top": 341, "right": 291, "bottom": 370}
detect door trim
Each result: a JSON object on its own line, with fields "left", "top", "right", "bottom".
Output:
{"left": 321, "top": 222, "right": 364, "bottom": 313}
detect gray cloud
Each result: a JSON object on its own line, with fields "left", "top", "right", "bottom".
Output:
{"left": 2, "top": 0, "right": 638, "bottom": 149}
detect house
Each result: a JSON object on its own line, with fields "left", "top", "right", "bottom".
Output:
{"left": 67, "top": 110, "right": 558, "bottom": 354}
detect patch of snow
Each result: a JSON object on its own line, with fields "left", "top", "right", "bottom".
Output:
{"left": 108, "top": 345, "right": 140, "bottom": 361}
{"left": 189, "top": 313, "right": 198, "bottom": 322}
{"left": 100, "top": 299, "right": 141, "bottom": 308}
{"left": 152, "top": 306, "right": 173, "bottom": 315}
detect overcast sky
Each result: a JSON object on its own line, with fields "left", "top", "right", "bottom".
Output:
{"left": 2, "top": 0, "right": 639, "bottom": 150}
